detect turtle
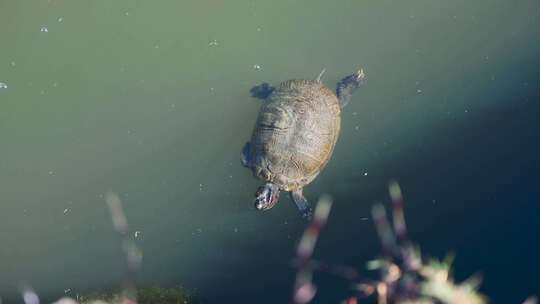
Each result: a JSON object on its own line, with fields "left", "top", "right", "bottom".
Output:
{"left": 241, "top": 69, "right": 366, "bottom": 218}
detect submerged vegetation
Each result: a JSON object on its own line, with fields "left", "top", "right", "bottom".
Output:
{"left": 292, "top": 181, "right": 536, "bottom": 304}
{"left": 76, "top": 286, "right": 194, "bottom": 304}
{"left": 24, "top": 193, "right": 197, "bottom": 304}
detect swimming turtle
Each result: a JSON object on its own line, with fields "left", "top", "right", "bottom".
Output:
{"left": 241, "top": 69, "right": 366, "bottom": 218}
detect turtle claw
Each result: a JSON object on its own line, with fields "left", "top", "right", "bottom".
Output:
{"left": 301, "top": 206, "right": 314, "bottom": 220}
{"left": 356, "top": 68, "right": 366, "bottom": 81}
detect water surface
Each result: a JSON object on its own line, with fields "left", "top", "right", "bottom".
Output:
{"left": 1, "top": 0, "right": 539, "bottom": 302}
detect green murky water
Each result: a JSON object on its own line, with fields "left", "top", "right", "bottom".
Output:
{"left": 1, "top": 0, "right": 539, "bottom": 302}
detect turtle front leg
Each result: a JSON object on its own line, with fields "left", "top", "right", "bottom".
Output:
{"left": 336, "top": 69, "right": 366, "bottom": 108}
{"left": 250, "top": 82, "right": 275, "bottom": 100}
{"left": 291, "top": 189, "right": 313, "bottom": 219}
{"left": 241, "top": 142, "right": 252, "bottom": 167}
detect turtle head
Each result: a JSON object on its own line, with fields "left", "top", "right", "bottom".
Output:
{"left": 254, "top": 183, "right": 280, "bottom": 211}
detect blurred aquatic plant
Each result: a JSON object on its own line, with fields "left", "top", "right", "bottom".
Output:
{"left": 16, "top": 192, "right": 194, "bottom": 304}
{"left": 73, "top": 286, "right": 194, "bottom": 304}
{"left": 292, "top": 181, "right": 536, "bottom": 304}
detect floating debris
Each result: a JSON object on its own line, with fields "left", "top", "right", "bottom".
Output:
{"left": 253, "top": 64, "right": 262, "bottom": 70}
{"left": 208, "top": 39, "right": 219, "bottom": 46}
{"left": 0, "top": 82, "right": 7, "bottom": 89}
{"left": 63, "top": 208, "right": 70, "bottom": 215}
{"left": 134, "top": 231, "right": 141, "bottom": 238}
{"left": 40, "top": 26, "right": 49, "bottom": 33}
{"left": 58, "top": 17, "right": 63, "bottom": 23}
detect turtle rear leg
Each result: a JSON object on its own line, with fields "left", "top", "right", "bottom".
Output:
{"left": 336, "top": 69, "right": 366, "bottom": 108}
{"left": 250, "top": 82, "right": 275, "bottom": 100}
{"left": 291, "top": 189, "right": 313, "bottom": 219}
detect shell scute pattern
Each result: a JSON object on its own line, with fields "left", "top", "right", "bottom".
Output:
{"left": 250, "top": 79, "right": 341, "bottom": 190}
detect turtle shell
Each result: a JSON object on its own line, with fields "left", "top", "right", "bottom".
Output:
{"left": 249, "top": 79, "right": 341, "bottom": 191}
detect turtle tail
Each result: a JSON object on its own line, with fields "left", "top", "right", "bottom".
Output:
{"left": 315, "top": 68, "right": 326, "bottom": 82}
